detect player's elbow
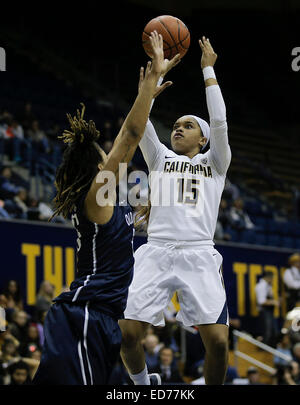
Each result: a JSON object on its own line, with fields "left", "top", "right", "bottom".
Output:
{"left": 122, "top": 125, "right": 142, "bottom": 141}
{"left": 210, "top": 117, "right": 227, "bottom": 128}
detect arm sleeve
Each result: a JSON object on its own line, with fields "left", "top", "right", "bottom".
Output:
{"left": 139, "top": 119, "right": 165, "bottom": 171}
{"left": 206, "top": 84, "right": 231, "bottom": 175}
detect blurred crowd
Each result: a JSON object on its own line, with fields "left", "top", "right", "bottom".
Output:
{"left": 2, "top": 102, "right": 300, "bottom": 251}
{"left": 0, "top": 279, "right": 53, "bottom": 385}
{"left": 0, "top": 103, "right": 126, "bottom": 224}
{"left": 0, "top": 265, "right": 300, "bottom": 385}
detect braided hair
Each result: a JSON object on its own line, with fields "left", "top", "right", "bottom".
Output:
{"left": 51, "top": 103, "right": 102, "bottom": 219}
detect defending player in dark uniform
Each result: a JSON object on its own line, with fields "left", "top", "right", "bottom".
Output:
{"left": 32, "top": 31, "right": 173, "bottom": 385}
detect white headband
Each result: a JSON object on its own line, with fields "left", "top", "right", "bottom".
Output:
{"left": 188, "top": 115, "right": 210, "bottom": 148}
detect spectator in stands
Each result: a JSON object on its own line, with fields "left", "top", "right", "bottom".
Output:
{"left": 0, "top": 166, "right": 20, "bottom": 199}
{"left": 9, "top": 310, "right": 29, "bottom": 343}
{"left": 26, "top": 197, "right": 40, "bottom": 221}
{"left": 9, "top": 119, "right": 24, "bottom": 140}
{"left": 283, "top": 253, "right": 300, "bottom": 311}
{"left": 215, "top": 198, "right": 231, "bottom": 241}
{"left": 292, "top": 342, "right": 300, "bottom": 365}
{"left": 274, "top": 362, "right": 300, "bottom": 385}
{"left": 0, "top": 109, "right": 13, "bottom": 125}
{"left": 246, "top": 367, "right": 262, "bottom": 385}
{"left": 12, "top": 188, "right": 28, "bottom": 219}
{"left": 143, "top": 334, "right": 161, "bottom": 372}
{"left": 7, "top": 360, "right": 33, "bottom": 385}
{"left": 289, "top": 360, "right": 300, "bottom": 384}
{"left": 2, "top": 280, "right": 24, "bottom": 321}
{"left": 224, "top": 366, "right": 239, "bottom": 384}
{"left": 151, "top": 347, "right": 184, "bottom": 384}
{"left": 228, "top": 197, "right": 255, "bottom": 231}
{"left": 223, "top": 178, "right": 240, "bottom": 202}
{"left": 35, "top": 280, "right": 54, "bottom": 318}
{"left": 17, "top": 102, "right": 36, "bottom": 131}
{"left": 274, "top": 332, "right": 293, "bottom": 367}
{"left": 35, "top": 310, "right": 47, "bottom": 347}
{"left": 0, "top": 338, "right": 21, "bottom": 385}
{"left": 18, "top": 323, "right": 42, "bottom": 357}
{"left": 0, "top": 339, "right": 20, "bottom": 365}
{"left": 0, "top": 118, "right": 24, "bottom": 140}
{"left": 26, "top": 120, "right": 50, "bottom": 153}
{"left": 37, "top": 200, "right": 56, "bottom": 221}
{"left": 0, "top": 200, "right": 10, "bottom": 218}
{"left": 0, "top": 326, "right": 20, "bottom": 350}
{"left": 27, "top": 197, "right": 64, "bottom": 223}
{"left": 29, "top": 347, "right": 42, "bottom": 362}
{"left": 284, "top": 308, "right": 300, "bottom": 347}
{"left": 255, "top": 271, "right": 279, "bottom": 347}
{"left": 2, "top": 118, "right": 25, "bottom": 162}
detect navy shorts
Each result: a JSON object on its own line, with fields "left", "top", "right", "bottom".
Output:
{"left": 32, "top": 301, "right": 122, "bottom": 385}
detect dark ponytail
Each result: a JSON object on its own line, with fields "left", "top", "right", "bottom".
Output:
{"left": 50, "top": 103, "right": 102, "bottom": 219}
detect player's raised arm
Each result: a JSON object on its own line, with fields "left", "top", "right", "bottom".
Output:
{"left": 139, "top": 54, "right": 181, "bottom": 170}
{"left": 101, "top": 31, "right": 165, "bottom": 177}
{"left": 199, "top": 37, "right": 231, "bottom": 175}
{"left": 85, "top": 31, "right": 170, "bottom": 222}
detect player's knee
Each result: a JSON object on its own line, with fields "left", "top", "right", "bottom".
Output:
{"left": 120, "top": 321, "right": 147, "bottom": 349}
{"left": 208, "top": 336, "right": 228, "bottom": 356}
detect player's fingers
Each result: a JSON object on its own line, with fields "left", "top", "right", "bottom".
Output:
{"left": 202, "top": 36, "right": 210, "bottom": 49}
{"left": 149, "top": 32, "right": 157, "bottom": 51}
{"left": 206, "top": 38, "right": 215, "bottom": 52}
{"left": 145, "top": 61, "right": 152, "bottom": 75}
{"left": 161, "top": 80, "right": 173, "bottom": 89}
{"left": 138, "top": 67, "right": 144, "bottom": 89}
{"left": 170, "top": 53, "right": 181, "bottom": 66}
{"left": 159, "top": 33, "right": 163, "bottom": 49}
{"left": 150, "top": 30, "right": 159, "bottom": 48}
{"left": 139, "top": 66, "right": 144, "bottom": 81}
{"left": 154, "top": 81, "right": 173, "bottom": 98}
{"left": 199, "top": 39, "right": 204, "bottom": 50}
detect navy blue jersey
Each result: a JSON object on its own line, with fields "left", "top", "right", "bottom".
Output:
{"left": 54, "top": 193, "right": 134, "bottom": 320}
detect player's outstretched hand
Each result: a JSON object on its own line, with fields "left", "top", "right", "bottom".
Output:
{"left": 138, "top": 65, "right": 173, "bottom": 99}
{"left": 149, "top": 30, "right": 165, "bottom": 75}
{"left": 138, "top": 31, "right": 175, "bottom": 98}
{"left": 199, "top": 36, "right": 217, "bottom": 69}
{"left": 160, "top": 53, "right": 181, "bottom": 78}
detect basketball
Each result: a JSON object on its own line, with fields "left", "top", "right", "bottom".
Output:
{"left": 142, "top": 15, "right": 190, "bottom": 60}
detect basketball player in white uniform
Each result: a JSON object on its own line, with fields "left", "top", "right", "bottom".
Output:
{"left": 119, "top": 37, "right": 231, "bottom": 385}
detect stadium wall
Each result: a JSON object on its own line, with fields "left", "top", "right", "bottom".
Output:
{"left": 0, "top": 219, "right": 294, "bottom": 334}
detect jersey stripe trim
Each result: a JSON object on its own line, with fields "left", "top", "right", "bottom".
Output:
{"left": 92, "top": 224, "right": 99, "bottom": 274}
{"left": 78, "top": 340, "right": 87, "bottom": 385}
{"left": 83, "top": 302, "right": 93, "bottom": 385}
{"left": 72, "top": 275, "right": 91, "bottom": 302}
{"left": 72, "top": 223, "right": 98, "bottom": 302}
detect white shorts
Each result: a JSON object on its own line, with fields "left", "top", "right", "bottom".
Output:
{"left": 124, "top": 240, "right": 229, "bottom": 327}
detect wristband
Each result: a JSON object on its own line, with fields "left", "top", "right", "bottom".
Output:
{"left": 203, "top": 66, "right": 216, "bottom": 81}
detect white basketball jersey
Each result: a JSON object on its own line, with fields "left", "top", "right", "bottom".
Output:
{"left": 139, "top": 116, "right": 231, "bottom": 243}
